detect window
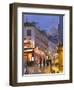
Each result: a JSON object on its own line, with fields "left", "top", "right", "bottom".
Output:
{"left": 24, "top": 38, "right": 26, "bottom": 40}
{"left": 27, "top": 29, "right": 31, "bottom": 36}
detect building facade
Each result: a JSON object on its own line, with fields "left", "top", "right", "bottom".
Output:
{"left": 23, "top": 22, "right": 49, "bottom": 66}
{"left": 48, "top": 40, "right": 57, "bottom": 57}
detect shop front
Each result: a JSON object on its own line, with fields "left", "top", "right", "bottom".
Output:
{"left": 24, "top": 48, "right": 35, "bottom": 66}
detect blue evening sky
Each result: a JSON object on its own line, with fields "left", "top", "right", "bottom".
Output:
{"left": 23, "top": 14, "right": 60, "bottom": 34}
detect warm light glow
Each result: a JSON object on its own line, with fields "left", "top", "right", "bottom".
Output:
{"left": 28, "top": 53, "right": 32, "bottom": 61}
{"left": 32, "top": 57, "right": 34, "bottom": 61}
{"left": 24, "top": 40, "right": 34, "bottom": 48}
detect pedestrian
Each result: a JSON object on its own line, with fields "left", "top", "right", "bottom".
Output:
{"left": 43, "top": 58, "right": 45, "bottom": 67}
{"left": 40, "top": 57, "right": 42, "bottom": 68}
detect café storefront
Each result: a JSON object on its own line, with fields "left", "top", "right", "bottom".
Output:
{"left": 24, "top": 40, "right": 47, "bottom": 67}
